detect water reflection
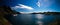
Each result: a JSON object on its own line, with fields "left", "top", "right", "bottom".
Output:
{"left": 16, "top": 14, "right": 35, "bottom": 25}
{"left": 36, "top": 21, "right": 43, "bottom": 25}
{"left": 36, "top": 14, "right": 44, "bottom": 19}
{"left": 6, "top": 14, "right": 60, "bottom": 25}
{"left": 35, "top": 14, "right": 44, "bottom": 25}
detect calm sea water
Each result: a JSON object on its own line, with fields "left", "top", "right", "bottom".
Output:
{"left": 7, "top": 14, "right": 60, "bottom": 25}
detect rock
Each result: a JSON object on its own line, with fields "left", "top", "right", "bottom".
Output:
{"left": 0, "top": 5, "right": 20, "bottom": 25}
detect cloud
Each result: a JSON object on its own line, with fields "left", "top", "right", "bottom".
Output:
{"left": 36, "top": 0, "right": 41, "bottom": 7}
{"left": 20, "top": 12, "right": 33, "bottom": 14}
{"left": 12, "top": 4, "right": 33, "bottom": 10}
{"left": 36, "top": 0, "right": 54, "bottom": 8}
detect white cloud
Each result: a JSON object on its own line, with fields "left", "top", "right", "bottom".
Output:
{"left": 36, "top": 0, "right": 41, "bottom": 7}
{"left": 12, "top": 4, "right": 33, "bottom": 10}
{"left": 20, "top": 12, "right": 33, "bottom": 14}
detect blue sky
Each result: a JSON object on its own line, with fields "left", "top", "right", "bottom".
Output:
{"left": 0, "top": 0, "right": 60, "bottom": 12}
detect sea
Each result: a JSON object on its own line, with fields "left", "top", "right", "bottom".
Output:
{"left": 7, "top": 14, "right": 60, "bottom": 25}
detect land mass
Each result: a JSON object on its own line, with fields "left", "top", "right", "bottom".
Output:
{"left": 31, "top": 12, "right": 60, "bottom": 15}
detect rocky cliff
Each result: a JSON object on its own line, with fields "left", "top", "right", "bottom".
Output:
{"left": 0, "top": 5, "right": 20, "bottom": 25}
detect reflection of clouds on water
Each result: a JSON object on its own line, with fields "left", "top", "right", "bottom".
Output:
{"left": 36, "top": 14, "right": 44, "bottom": 19}
{"left": 36, "top": 14, "right": 44, "bottom": 25}
{"left": 10, "top": 14, "right": 57, "bottom": 25}
{"left": 36, "top": 21, "right": 43, "bottom": 25}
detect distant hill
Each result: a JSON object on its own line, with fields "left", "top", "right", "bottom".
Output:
{"left": 32, "top": 12, "right": 60, "bottom": 15}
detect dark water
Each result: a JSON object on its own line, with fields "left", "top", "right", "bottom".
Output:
{"left": 5, "top": 14, "right": 60, "bottom": 25}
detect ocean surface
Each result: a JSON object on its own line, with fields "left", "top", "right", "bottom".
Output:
{"left": 6, "top": 14, "right": 60, "bottom": 25}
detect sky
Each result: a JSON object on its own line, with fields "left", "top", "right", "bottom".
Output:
{"left": 0, "top": 0, "right": 60, "bottom": 12}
